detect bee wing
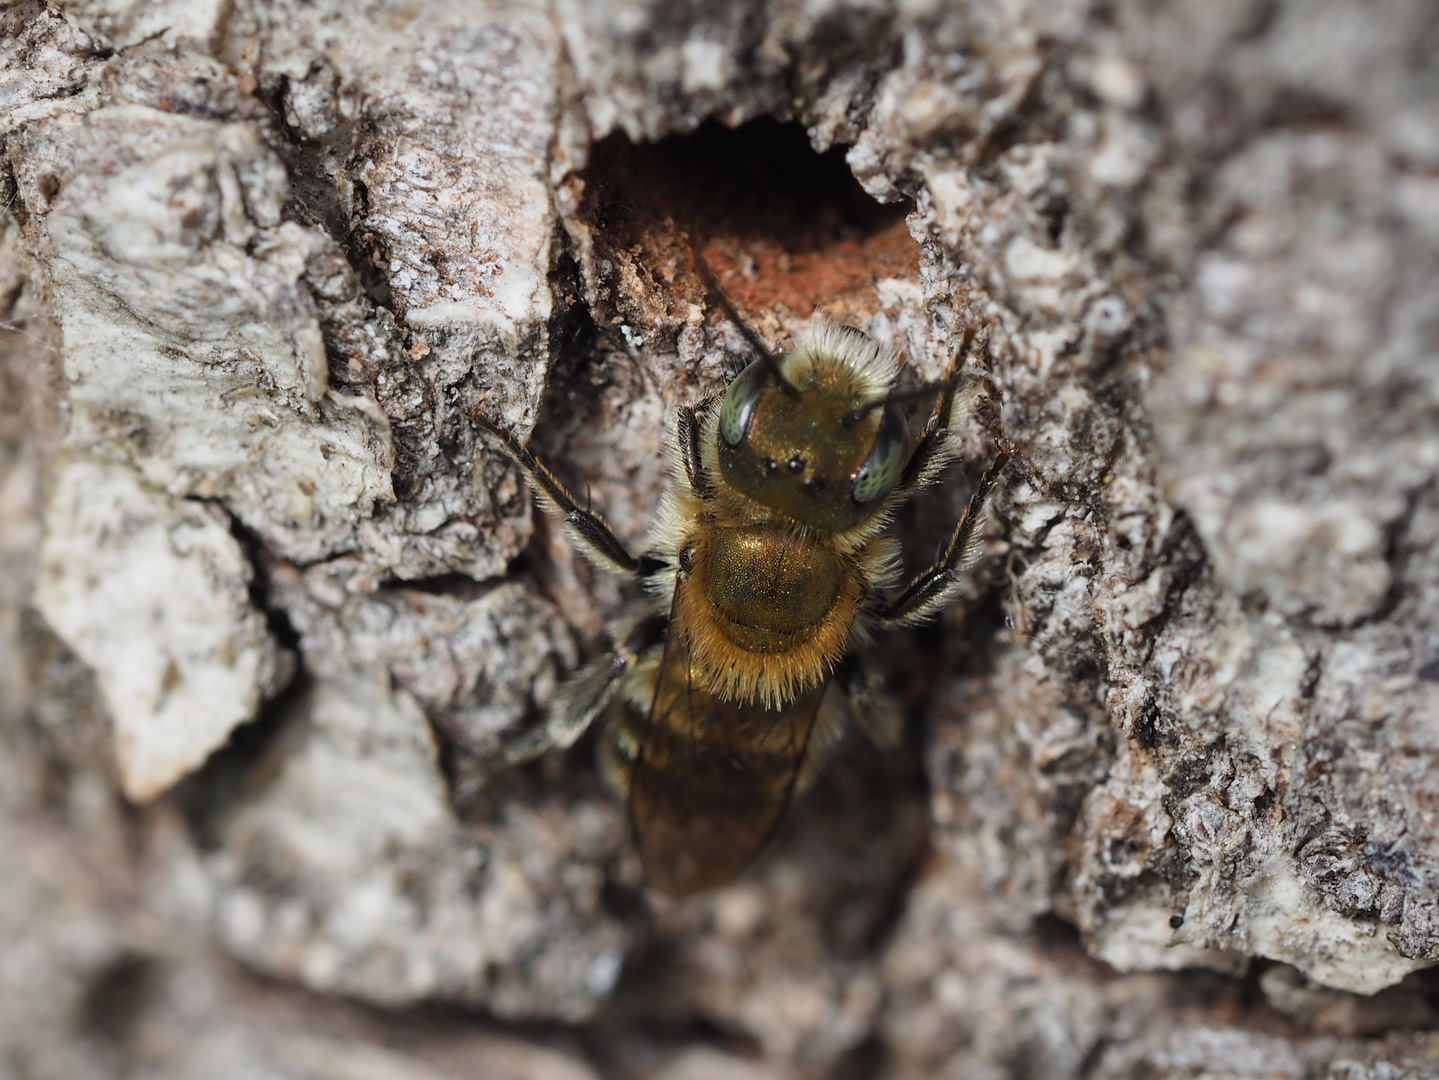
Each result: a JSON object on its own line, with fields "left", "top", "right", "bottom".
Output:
{"left": 629, "top": 580, "right": 828, "bottom": 896}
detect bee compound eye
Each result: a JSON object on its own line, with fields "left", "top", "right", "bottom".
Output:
{"left": 851, "top": 403, "right": 909, "bottom": 505}
{"left": 719, "top": 360, "right": 769, "bottom": 447}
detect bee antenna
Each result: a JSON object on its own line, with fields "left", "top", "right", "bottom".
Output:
{"left": 693, "top": 250, "right": 801, "bottom": 399}
{"left": 843, "top": 384, "right": 940, "bottom": 426}
{"left": 0, "top": 319, "right": 61, "bottom": 358}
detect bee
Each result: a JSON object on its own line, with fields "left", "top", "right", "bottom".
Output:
{"left": 480, "top": 297, "right": 1010, "bottom": 896}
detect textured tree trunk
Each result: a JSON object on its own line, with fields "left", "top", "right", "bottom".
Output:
{"left": 2, "top": 1, "right": 1438, "bottom": 1076}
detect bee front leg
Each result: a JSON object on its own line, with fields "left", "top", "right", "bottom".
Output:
{"left": 477, "top": 416, "right": 667, "bottom": 579}
{"left": 896, "top": 324, "right": 977, "bottom": 494}
{"left": 880, "top": 445, "right": 1012, "bottom": 628}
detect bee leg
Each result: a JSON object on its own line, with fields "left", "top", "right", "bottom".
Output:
{"left": 599, "top": 692, "right": 645, "bottom": 798}
{"left": 675, "top": 391, "right": 722, "bottom": 499}
{"left": 838, "top": 655, "right": 904, "bottom": 750}
{"left": 504, "top": 651, "right": 628, "bottom": 763}
{"left": 477, "top": 416, "right": 667, "bottom": 579}
{"left": 793, "top": 680, "right": 853, "bottom": 797}
{"left": 880, "top": 445, "right": 1012, "bottom": 628}
{"left": 512, "top": 615, "right": 667, "bottom": 776}
{"left": 506, "top": 613, "right": 668, "bottom": 766}
{"left": 897, "top": 324, "right": 977, "bottom": 493}
{"left": 794, "top": 658, "right": 904, "bottom": 795}
{"left": 676, "top": 403, "right": 709, "bottom": 500}
{"left": 599, "top": 669, "right": 666, "bottom": 796}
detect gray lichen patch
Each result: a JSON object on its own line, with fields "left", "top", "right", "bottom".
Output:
{"left": 1155, "top": 127, "right": 1434, "bottom": 629}
{"left": 849, "top": 0, "right": 1439, "bottom": 1001}
{"left": 213, "top": 0, "right": 568, "bottom": 581}
{"left": 879, "top": 851, "right": 1439, "bottom": 1080}
{"left": 16, "top": 102, "right": 399, "bottom": 564}
{"left": 34, "top": 456, "right": 291, "bottom": 802}
{"left": 201, "top": 677, "right": 627, "bottom": 1019}
{"left": 268, "top": 562, "right": 579, "bottom": 771}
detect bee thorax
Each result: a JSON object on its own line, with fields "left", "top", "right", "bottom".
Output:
{"left": 672, "top": 524, "right": 861, "bottom": 706}
{"left": 705, "top": 526, "right": 844, "bottom": 636}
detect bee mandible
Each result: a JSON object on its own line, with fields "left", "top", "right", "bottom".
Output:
{"left": 480, "top": 289, "right": 1010, "bottom": 896}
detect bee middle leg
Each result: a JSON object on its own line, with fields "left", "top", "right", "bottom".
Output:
{"left": 795, "top": 657, "right": 904, "bottom": 795}
{"left": 506, "top": 613, "right": 668, "bottom": 765}
{"left": 880, "top": 445, "right": 1012, "bottom": 628}
{"left": 836, "top": 655, "right": 905, "bottom": 750}
{"left": 478, "top": 416, "right": 667, "bottom": 579}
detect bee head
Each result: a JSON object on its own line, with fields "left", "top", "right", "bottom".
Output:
{"left": 715, "top": 327, "right": 909, "bottom": 533}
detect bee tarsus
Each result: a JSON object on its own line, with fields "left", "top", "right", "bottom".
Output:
{"left": 881, "top": 442, "right": 1013, "bottom": 628}
{"left": 476, "top": 412, "right": 668, "bottom": 580}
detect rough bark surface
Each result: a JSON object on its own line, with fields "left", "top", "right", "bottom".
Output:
{"left": 2, "top": 1, "right": 1438, "bottom": 1077}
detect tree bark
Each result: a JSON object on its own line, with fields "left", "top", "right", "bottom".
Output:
{"left": 2, "top": 0, "right": 1437, "bottom": 1077}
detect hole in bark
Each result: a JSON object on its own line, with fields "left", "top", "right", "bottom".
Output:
{"left": 1040, "top": 191, "right": 1069, "bottom": 245}
{"left": 392, "top": 573, "right": 497, "bottom": 600}
{"left": 1263, "top": 87, "right": 1353, "bottom": 130}
{"left": 1030, "top": 912, "right": 1085, "bottom": 951}
{"left": 1133, "top": 697, "right": 1164, "bottom": 749}
{"left": 171, "top": 671, "right": 310, "bottom": 852}
{"left": 1234, "top": 0, "right": 1281, "bottom": 41}
{"left": 77, "top": 953, "right": 155, "bottom": 1043}
{"left": 579, "top": 117, "right": 914, "bottom": 341}
{"left": 223, "top": 514, "right": 303, "bottom": 656}
{"left": 37, "top": 172, "right": 61, "bottom": 203}
{"left": 833, "top": 1034, "right": 887, "bottom": 1080}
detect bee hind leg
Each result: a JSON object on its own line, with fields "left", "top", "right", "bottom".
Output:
{"left": 598, "top": 694, "right": 645, "bottom": 798}
{"left": 505, "top": 612, "right": 669, "bottom": 770}
{"left": 596, "top": 653, "right": 663, "bottom": 797}
{"left": 880, "top": 445, "right": 1012, "bottom": 628}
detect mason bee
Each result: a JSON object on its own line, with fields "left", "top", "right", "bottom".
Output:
{"left": 481, "top": 297, "right": 1009, "bottom": 896}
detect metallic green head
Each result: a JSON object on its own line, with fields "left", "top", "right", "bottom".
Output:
{"left": 716, "top": 356, "right": 909, "bottom": 533}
